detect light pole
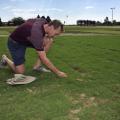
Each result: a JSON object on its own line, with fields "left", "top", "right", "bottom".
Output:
{"left": 65, "top": 15, "right": 68, "bottom": 25}
{"left": 110, "top": 7, "right": 115, "bottom": 22}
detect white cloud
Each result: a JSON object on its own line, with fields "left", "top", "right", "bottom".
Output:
{"left": 2, "top": 6, "right": 14, "bottom": 10}
{"left": 10, "top": 0, "right": 17, "bottom": 1}
{"left": 11, "top": 8, "right": 38, "bottom": 19}
{"left": 85, "top": 6, "right": 94, "bottom": 9}
{"left": 11, "top": 8, "right": 37, "bottom": 13}
{"left": 10, "top": 0, "right": 25, "bottom": 2}
{"left": 9, "top": 8, "right": 63, "bottom": 20}
{"left": 46, "top": 8, "right": 63, "bottom": 12}
{"left": 11, "top": 8, "right": 63, "bottom": 13}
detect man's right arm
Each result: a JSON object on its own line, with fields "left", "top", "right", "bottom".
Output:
{"left": 37, "top": 51, "right": 67, "bottom": 78}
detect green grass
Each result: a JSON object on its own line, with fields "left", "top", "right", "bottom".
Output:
{"left": 1, "top": 25, "right": 120, "bottom": 35}
{"left": 0, "top": 27, "right": 120, "bottom": 120}
{"left": 64, "top": 26, "right": 120, "bottom": 35}
{"left": 0, "top": 27, "right": 15, "bottom": 35}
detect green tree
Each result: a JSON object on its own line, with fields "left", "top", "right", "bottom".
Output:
{"left": 103, "top": 16, "right": 111, "bottom": 25}
{"left": 12, "top": 17, "right": 25, "bottom": 26}
{"left": 104, "top": 17, "right": 109, "bottom": 23}
{"left": 37, "top": 14, "right": 40, "bottom": 18}
{"left": 113, "top": 20, "right": 117, "bottom": 25}
{"left": 0, "top": 18, "right": 2, "bottom": 26}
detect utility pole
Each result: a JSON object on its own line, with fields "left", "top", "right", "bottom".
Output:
{"left": 110, "top": 8, "right": 115, "bottom": 22}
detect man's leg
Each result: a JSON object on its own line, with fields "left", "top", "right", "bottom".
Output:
{"left": 3, "top": 55, "right": 35, "bottom": 85}
{"left": 6, "top": 38, "right": 26, "bottom": 74}
{"left": 2, "top": 55, "right": 25, "bottom": 74}
{"left": 33, "top": 37, "right": 53, "bottom": 69}
{"left": 15, "top": 64, "right": 25, "bottom": 74}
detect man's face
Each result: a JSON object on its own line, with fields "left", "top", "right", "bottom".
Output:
{"left": 48, "top": 26, "right": 61, "bottom": 37}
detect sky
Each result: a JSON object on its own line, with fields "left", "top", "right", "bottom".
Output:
{"left": 0, "top": 0, "right": 120, "bottom": 24}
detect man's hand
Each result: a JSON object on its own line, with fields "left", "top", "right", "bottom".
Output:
{"left": 37, "top": 51, "right": 68, "bottom": 78}
{"left": 56, "top": 71, "right": 67, "bottom": 78}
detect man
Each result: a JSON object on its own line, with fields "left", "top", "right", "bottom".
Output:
{"left": 0, "top": 18, "right": 67, "bottom": 78}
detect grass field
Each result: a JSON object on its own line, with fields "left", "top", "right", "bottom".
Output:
{"left": 64, "top": 26, "right": 120, "bottom": 35}
{"left": 0, "top": 26, "right": 120, "bottom": 120}
{"left": 1, "top": 25, "right": 120, "bottom": 35}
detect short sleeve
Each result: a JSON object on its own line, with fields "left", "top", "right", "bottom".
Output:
{"left": 30, "top": 21, "right": 45, "bottom": 51}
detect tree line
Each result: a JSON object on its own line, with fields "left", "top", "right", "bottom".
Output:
{"left": 77, "top": 16, "right": 120, "bottom": 26}
{"left": 0, "top": 15, "right": 51, "bottom": 26}
{"left": 0, "top": 15, "right": 120, "bottom": 26}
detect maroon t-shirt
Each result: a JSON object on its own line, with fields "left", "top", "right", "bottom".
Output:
{"left": 10, "top": 18, "right": 47, "bottom": 51}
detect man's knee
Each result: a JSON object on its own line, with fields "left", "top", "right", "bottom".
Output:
{"left": 15, "top": 70, "right": 25, "bottom": 74}
{"left": 15, "top": 64, "right": 25, "bottom": 74}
